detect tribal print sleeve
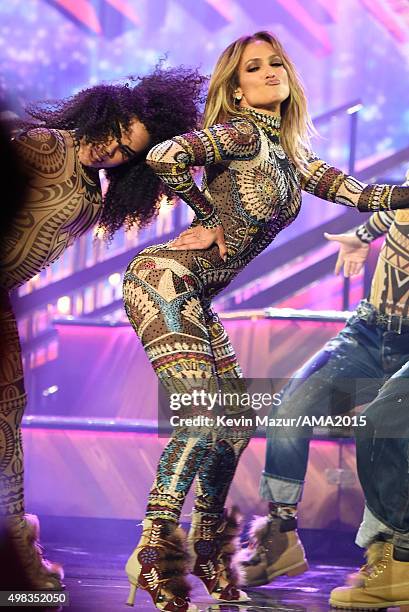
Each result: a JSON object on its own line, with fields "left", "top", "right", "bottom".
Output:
{"left": 146, "top": 117, "right": 260, "bottom": 228}
{"left": 355, "top": 211, "right": 396, "bottom": 243}
{"left": 13, "top": 127, "right": 68, "bottom": 177}
{"left": 300, "top": 153, "right": 409, "bottom": 212}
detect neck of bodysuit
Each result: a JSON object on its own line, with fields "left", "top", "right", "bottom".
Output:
{"left": 240, "top": 107, "right": 281, "bottom": 143}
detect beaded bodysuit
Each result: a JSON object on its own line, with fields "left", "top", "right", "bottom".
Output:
{"left": 123, "top": 109, "right": 409, "bottom": 523}
{"left": 141, "top": 109, "right": 408, "bottom": 302}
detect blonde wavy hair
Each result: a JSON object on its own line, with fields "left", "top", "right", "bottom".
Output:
{"left": 203, "top": 31, "right": 316, "bottom": 168}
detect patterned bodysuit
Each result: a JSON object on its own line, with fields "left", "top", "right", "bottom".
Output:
{"left": 0, "top": 128, "right": 101, "bottom": 518}
{"left": 122, "top": 108, "right": 409, "bottom": 523}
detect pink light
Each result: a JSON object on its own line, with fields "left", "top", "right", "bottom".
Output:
{"left": 275, "top": 0, "right": 333, "bottom": 54}
{"left": 359, "top": 0, "right": 407, "bottom": 43}
{"left": 52, "top": 0, "right": 102, "bottom": 35}
{"left": 23, "top": 428, "right": 160, "bottom": 441}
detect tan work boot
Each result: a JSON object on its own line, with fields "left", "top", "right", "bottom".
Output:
{"left": 8, "top": 514, "right": 64, "bottom": 589}
{"left": 236, "top": 514, "right": 308, "bottom": 586}
{"left": 330, "top": 541, "right": 409, "bottom": 609}
{"left": 346, "top": 541, "right": 385, "bottom": 587}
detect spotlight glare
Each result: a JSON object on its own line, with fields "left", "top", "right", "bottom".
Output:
{"left": 108, "top": 273, "right": 121, "bottom": 287}
{"left": 42, "top": 384, "right": 59, "bottom": 397}
{"left": 347, "top": 103, "right": 363, "bottom": 115}
{"left": 57, "top": 296, "right": 71, "bottom": 314}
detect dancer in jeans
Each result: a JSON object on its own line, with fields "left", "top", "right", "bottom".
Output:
{"left": 239, "top": 173, "right": 409, "bottom": 593}
{"left": 330, "top": 358, "right": 409, "bottom": 609}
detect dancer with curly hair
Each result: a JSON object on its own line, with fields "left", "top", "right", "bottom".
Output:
{"left": 0, "top": 65, "right": 206, "bottom": 590}
{"left": 122, "top": 31, "right": 409, "bottom": 611}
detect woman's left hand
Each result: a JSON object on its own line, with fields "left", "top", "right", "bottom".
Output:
{"left": 169, "top": 224, "right": 227, "bottom": 261}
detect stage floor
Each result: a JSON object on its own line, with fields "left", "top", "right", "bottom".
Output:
{"left": 59, "top": 554, "right": 353, "bottom": 611}
{"left": 37, "top": 517, "right": 366, "bottom": 612}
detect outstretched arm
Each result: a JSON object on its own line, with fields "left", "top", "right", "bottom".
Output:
{"left": 146, "top": 117, "right": 260, "bottom": 229}
{"left": 324, "top": 211, "right": 394, "bottom": 277}
{"left": 300, "top": 155, "right": 409, "bottom": 212}
{"left": 324, "top": 231, "right": 370, "bottom": 277}
{"left": 323, "top": 172, "right": 409, "bottom": 276}
{"left": 324, "top": 211, "right": 393, "bottom": 277}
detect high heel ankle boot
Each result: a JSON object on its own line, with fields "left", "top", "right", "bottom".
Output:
{"left": 8, "top": 514, "right": 64, "bottom": 589}
{"left": 188, "top": 507, "right": 249, "bottom": 602}
{"left": 125, "top": 517, "right": 197, "bottom": 611}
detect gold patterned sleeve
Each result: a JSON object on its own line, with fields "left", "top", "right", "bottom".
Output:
{"left": 146, "top": 117, "right": 260, "bottom": 228}
{"left": 12, "top": 127, "right": 67, "bottom": 177}
{"left": 300, "top": 154, "right": 409, "bottom": 212}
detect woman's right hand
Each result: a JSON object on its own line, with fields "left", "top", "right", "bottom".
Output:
{"left": 169, "top": 224, "right": 228, "bottom": 262}
{"left": 324, "top": 231, "right": 370, "bottom": 277}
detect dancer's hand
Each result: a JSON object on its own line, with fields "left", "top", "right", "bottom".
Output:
{"left": 170, "top": 224, "right": 228, "bottom": 262}
{"left": 324, "top": 232, "right": 370, "bottom": 277}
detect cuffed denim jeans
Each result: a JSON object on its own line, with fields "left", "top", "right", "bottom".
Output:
{"left": 355, "top": 360, "right": 409, "bottom": 549}
{"left": 259, "top": 308, "right": 409, "bottom": 547}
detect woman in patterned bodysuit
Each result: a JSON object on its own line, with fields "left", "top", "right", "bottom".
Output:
{"left": 0, "top": 67, "right": 205, "bottom": 590}
{"left": 123, "top": 32, "right": 409, "bottom": 611}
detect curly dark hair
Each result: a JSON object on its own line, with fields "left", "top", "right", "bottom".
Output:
{"left": 25, "top": 66, "right": 207, "bottom": 237}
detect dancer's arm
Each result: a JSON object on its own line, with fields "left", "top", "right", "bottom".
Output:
{"left": 355, "top": 211, "right": 395, "bottom": 244}
{"left": 324, "top": 212, "right": 395, "bottom": 277}
{"left": 300, "top": 154, "right": 409, "bottom": 212}
{"left": 354, "top": 172, "right": 409, "bottom": 240}
{"left": 146, "top": 117, "right": 260, "bottom": 229}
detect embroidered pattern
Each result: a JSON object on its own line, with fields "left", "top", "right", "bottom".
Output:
{"left": 125, "top": 109, "right": 409, "bottom": 522}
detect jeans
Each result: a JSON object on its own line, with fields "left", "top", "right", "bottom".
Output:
{"left": 355, "top": 360, "right": 409, "bottom": 548}
{"left": 259, "top": 307, "right": 409, "bottom": 547}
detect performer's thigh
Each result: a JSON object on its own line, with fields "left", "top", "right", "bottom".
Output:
{"left": 0, "top": 289, "right": 27, "bottom": 516}
{"left": 123, "top": 248, "right": 218, "bottom": 385}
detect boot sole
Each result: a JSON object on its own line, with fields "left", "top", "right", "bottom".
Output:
{"left": 329, "top": 598, "right": 409, "bottom": 610}
{"left": 246, "top": 560, "right": 309, "bottom": 587}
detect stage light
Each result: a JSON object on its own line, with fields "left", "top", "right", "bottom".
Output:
{"left": 42, "top": 385, "right": 59, "bottom": 397}
{"left": 108, "top": 272, "right": 121, "bottom": 287}
{"left": 347, "top": 103, "right": 363, "bottom": 115}
{"left": 57, "top": 296, "right": 71, "bottom": 314}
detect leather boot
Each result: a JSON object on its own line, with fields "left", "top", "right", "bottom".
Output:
{"left": 330, "top": 541, "right": 409, "bottom": 609}
{"left": 236, "top": 514, "right": 308, "bottom": 586}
